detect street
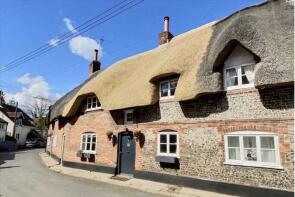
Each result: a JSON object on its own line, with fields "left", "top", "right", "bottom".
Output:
{"left": 0, "top": 149, "right": 160, "bottom": 197}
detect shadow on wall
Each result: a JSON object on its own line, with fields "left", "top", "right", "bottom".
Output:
{"left": 110, "top": 104, "right": 161, "bottom": 125}
{"left": 259, "top": 85, "right": 294, "bottom": 110}
{"left": 180, "top": 92, "right": 229, "bottom": 118}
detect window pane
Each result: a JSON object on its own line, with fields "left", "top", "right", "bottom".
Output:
{"left": 87, "top": 136, "right": 91, "bottom": 143}
{"left": 160, "top": 135, "right": 167, "bottom": 143}
{"left": 86, "top": 143, "right": 91, "bottom": 150}
{"left": 241, "top": 64, "right": 254, "bottom": 84}
{"left": 261, "top": 137, "right": 274, "bottom": 149}
{"left": 170, "top": 81, "right": 177, "bottom": 89}
{"left": 228, "top": 148, "right": 240, "bottom": 160}
{"left": 228, "top": 136, "right": 239, "bottom": 147}
{"left": 242, "top": 75, "right": 249, "bottom": 84}
{"left": 82, "top": 143, "right": 85, "bottom": 150}
{"left": 170, "top": 144, "right": 177, "bottom": 153}
{"left": 244, "top": 149, "right": 257, "bottom": 161}
{"left": 160, "top": 144, "right": 167, "bottom": 153}
{"left": 92, "top": 143, "right": 96, "bottom": 151}
{"left": 170, "top": 134, "right": 177, "bottom": 143}
{"left": 161, "top": 82, "right": 168, "bottom": 90}
{"left": 170, "top": 88, "right": 175, "bottom": 96}
{"left": 226, "top": 68, "right": 237, "bottom": 78}
{"left": 161, "top": 89, "right": 168, "bottom": 97}
{"left": 87, "top": 103, "right": 92, "bottom": 109}
{"left": 261, "top": 150, "right": 276, "bottom": 163}
{"left": 243, "top": 136, "right": 256, "bottom": 148}
{"left": 127, "top": 113, "right": 133, "bottom": 121}
{"left": 82, "top": 135, "right": 86, "bottom": 142}
{"left": 92, "top": 136, "right": 96, "bottom": 143}
{"left": 226, "top": 77, "right": 238, "bottom": 87}
{"left": 92, "top": 101, "right": 97, "bottom": 108}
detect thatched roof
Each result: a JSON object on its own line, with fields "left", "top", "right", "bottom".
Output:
{"left": 50, "top": 0, "right": 294, "bottom": 121}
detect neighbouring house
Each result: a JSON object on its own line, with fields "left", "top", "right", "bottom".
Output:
{"left": 0, "top": 118, "right": 8, "bottom": 142}
{"left": 0, "top": 103, "right": 35, "bottom": 146}
{"left": 47, "top": 1, "right": 294, "bottom": 196}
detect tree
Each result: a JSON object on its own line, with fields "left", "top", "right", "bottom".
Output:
{"left": 27, "top": 97, "right": 51, "bottom": 133}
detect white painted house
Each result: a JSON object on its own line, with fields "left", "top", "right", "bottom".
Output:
{"left": 0, "top": 118, "right": 8, "bottom": 142}
{"left": 0, "top": 103, "right": 35, "bottom": 146}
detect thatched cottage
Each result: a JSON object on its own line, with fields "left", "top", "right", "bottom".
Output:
{"left": 47, "top": 1, "right": 294, "bottom": 196}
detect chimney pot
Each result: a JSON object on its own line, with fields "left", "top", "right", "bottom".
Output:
{"left": 159, "top": 16, "right": 173, "bottom": 45}
{"left": 94, "top": 49, "right": 98, "bottom": 61}
{"left": 164, "top": 16, "right": 169, "bottom": 32}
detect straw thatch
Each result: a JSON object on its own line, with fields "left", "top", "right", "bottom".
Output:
{"left": 50, "top": 0, "right": 294, "bottom": 121}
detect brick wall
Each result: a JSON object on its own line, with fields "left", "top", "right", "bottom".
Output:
{"left": 48, "top": 85, "right": 294, "bottom": 191}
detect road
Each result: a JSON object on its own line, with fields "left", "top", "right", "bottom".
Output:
{"left": 0, "top": 149, "right": 160, "bottom": 197}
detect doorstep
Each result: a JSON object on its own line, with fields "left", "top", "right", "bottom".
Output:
{"left": 39, "top": 151, "right": 236, "bottom": 197}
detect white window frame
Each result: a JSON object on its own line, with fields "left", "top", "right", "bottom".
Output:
{"left": 124, "top": 109, "right": 134, "bottom": 124}
{"left": 223, "top": 63, "right": 255, "bottom": 90}
{"left": 157, "top": 131, "right": 179, "bottom": 157}
{"left": 80, "top": 133, "right": 96, "bottom": 154}
{"left": 86, "top": 96, "right": 101, "bottom": 111}
{"left": 224, "top": 131, "right": 282, "bottom": 169}
{"left": 159, "top": 79, "right": 178, "bottom": 100}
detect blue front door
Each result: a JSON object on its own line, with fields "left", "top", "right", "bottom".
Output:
{"left": 118, "top": 132, "right": 135, "bottom": 175}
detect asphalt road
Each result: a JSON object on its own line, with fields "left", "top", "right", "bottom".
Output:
{"left": 0, "top": 149, "right": 160, "bottom": 197}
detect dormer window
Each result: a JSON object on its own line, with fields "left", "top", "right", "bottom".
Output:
{"left": 160, "top": 79, "right": 178, "bottom": 99}
{"left": 223, "top": 45, "right": 256, "bottom": 90}
{"left": 124, "top": 109, "right": 134, "bottom": 124}
{"left": 86, "top": 96, "right": 101, "bottom": 111}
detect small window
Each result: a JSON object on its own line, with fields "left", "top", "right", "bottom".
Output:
{"left": 224, "top": 64, "right": 254, "bottom": 90}
{"left": 16, "top": 119, "right": 22, "bottom": 126}
{"left": 86, "top": 96, "right": 101, "bottom": 111}
{"left": 159, "top": 79, "right": 178, "bottom": 99}
{"left": 224, "top": 131, "right": 282, "bottom": 169}
{"left": 16, "top": 133, "right": 20, "bottom": 140}
{"left": 157, "top": 131, "right": 179, "bottom": 157}
{"left": 81, "top": 133, "right": 96, "bottom": 154}
{"left": 124, "top": 109, "right": 134, "bottom": 124}
{"left": 0, "top": 123, "right": 3, "bottom": 130}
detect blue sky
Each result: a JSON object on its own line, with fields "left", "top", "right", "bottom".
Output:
{"left": 0, "top": 0, "right": 263, "bottom": 107}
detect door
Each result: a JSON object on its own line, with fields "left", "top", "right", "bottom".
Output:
{"left": 118, "top": 132, "right": 135, "bottom": 176}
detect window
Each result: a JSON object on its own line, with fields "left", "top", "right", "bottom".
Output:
{"left": 157, "top": 131, "right": 179, "bottom": 157}
{"left": 16, "top": 133, "right": 20, "bottom": 140}
{"left": 52, "top": 135, "right": 57, "bottom": 147}
{"left": 124, "top": 109, "right": 134, "bottom": 124}
{"left": 0, "top": 123, "right": 4, "bottom": 130}
{"left": 224, "top": 63, "right": 254, "bottom": 90}
{"left": 224, "top": 131, "right": 282, "bottom": 169}
{"left": 81, "top": 133, "right": 96, "bottom": 154}
{"left": 16, "top": 119, "right": 22, "bottom": 126}
{"left": 86, "top": 96, "right": 101, "bottom": 111}
{"left": 160, "top": 79, "right": 178, "bottom": 99}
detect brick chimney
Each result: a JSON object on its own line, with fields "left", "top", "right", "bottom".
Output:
{"left": 89, "top": 49, "right": 101, "bottom": 77}
{"left": 159, "top": 16, "right": 173, "bottom": 45}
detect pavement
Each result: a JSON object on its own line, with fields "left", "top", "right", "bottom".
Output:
{"left": 39, "top": 150, "right": 236, "bottom": 197}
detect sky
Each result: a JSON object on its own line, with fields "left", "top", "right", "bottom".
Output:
{"left": 0, "top": 0, "right": 264, "bottom": 109}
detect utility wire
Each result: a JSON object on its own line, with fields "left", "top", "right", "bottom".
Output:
{"left": 0, "top": 0, "right": 144, "bottom": 74}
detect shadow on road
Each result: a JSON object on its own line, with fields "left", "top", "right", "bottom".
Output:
{"left": 0, "top": 151, "right": 15, "bottom": 166}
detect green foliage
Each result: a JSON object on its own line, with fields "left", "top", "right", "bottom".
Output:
{"left": 34, "top": 117, "right": 48, "bottom": 130}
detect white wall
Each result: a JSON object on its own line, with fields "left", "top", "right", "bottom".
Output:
{"left": 15, "top": 125, "right": 34, "bottom": 146}
{"left": 0, "top": 123, "right": 6, "bottom": 142}
{"left": 224, "top": 45, "right": 255, "bottom": 68}
{"left": 0, "top": 111, "right": 14, "bottom": 136}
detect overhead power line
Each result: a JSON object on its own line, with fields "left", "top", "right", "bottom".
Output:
{"left": 0, "top": 0, "right": 144, "bottom": 74}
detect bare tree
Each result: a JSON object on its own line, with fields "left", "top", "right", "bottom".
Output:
{"left": 27, "top": 96, "right": 51, "bottom": 118}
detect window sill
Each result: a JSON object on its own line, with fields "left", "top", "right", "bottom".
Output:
{"left": 159, "top": 97, "right": 176, "bottom": 103}
{"left": 223, "top": 161, "right": 283, "bottom": 170}
{"left": 85, "top": 108, "right": 102, "bottom": 112}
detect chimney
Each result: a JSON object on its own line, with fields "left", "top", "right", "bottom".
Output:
{"left": 89, "top": 49, "right": 101, "bottom": 77}
{"left": 159, "top": 16, "right": 173, "bottom": 45}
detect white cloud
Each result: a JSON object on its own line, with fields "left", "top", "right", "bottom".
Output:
{"left": 48, "top": 37, "right": 60, "bottom": 46}
{"left": 69, "top": 36, "right": 102, "bottom": 61}
{"left": 63, "top": 17, "right": 102, "bottom": 62}
{"left": 63, "top": 17, "right": 77, "bottom": 33}
{"left": 5, "top": 73, "right": 61, "bottom": 110}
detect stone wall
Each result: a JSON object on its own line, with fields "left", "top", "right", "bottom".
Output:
{"left": 47, "top": 85, "right": 294, "bottom": 191}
